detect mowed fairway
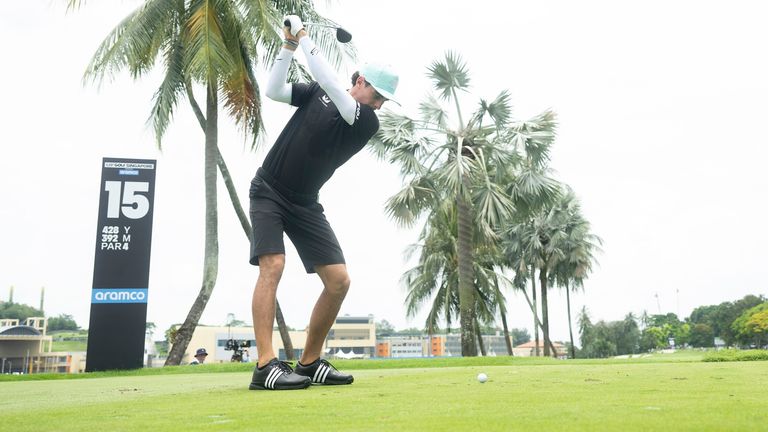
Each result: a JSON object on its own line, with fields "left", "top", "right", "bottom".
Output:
{"left": 2, "top": 357, "right": 767, "bottom": 431}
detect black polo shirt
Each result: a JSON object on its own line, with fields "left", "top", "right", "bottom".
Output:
{"left": 261, "top": 81, "right": 379, "bottom": 197}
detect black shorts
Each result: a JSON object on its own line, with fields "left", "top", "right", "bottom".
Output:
{"left": 249, "top": 169, "right": 345, "bottom": 273}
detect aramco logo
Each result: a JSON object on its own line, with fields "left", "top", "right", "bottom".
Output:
{"left": 92, "top": 288, "right": 148, "bottom": 304}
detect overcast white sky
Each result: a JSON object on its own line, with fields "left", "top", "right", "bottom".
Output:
{"left": 1, "top": 1, "right": 767, "bottom": 343}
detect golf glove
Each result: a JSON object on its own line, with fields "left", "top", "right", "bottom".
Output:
{"left": 284, "top": 15, "right": 304, "bottom": 36}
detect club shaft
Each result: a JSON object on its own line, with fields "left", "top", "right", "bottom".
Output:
{"left": 283, "top": 20, "right": 339, "bottom": 30}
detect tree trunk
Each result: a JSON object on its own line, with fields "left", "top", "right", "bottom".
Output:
{"left": 531, "top": 265, "right": 540, "bottom": 356}
{"left": 500, "top": 308, "right": 514, "bottom": 356}
{"left": 457, "top": 181, "right": 477, "bottom": 357}
{"left": 273, "top": 304, "right": 294, "bottom": 360}
{"left": 475, "top": 316, "right": 486, "bottom": 356}
{"left": 566, "top": 282, "right": 576, "bottom": 359}
{"left": 540, "top": 267, "right": 552, "bottom": 357}
{"left": 215, "top": 148, "right": 295, "bottom": 360}
{"left": 519, "top": 283, "right": 560, "bottom": 357}
{"left": 166, "top": 84, "right": 220, "bottom": 365}
{"left": 187, "top": 85, "right": 296, "bottom": 361}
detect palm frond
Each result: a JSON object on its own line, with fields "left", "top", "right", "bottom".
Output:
{"left": 84, "top": 0, "right": 181, "bottom": 85}
{"left": 427, "top": 51, "right": 471, "bottom": 100}
{"left": 419, "top": 93, "right": 449, "bottom": 128}
{"left": 384, "top": 177, "right": 439, "bottom": 227}
{"left": 149, "top": 34, "right": 185, "bottom": 148}
{"left": 184, "top": 0, "right": 236, "bottom": 84}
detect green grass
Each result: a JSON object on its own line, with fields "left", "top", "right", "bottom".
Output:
{"left": 50, "top": 340, "right": 87, "bottom": 351}
{"left": 2, "top": 355, "right": 767, "bottom": 431}
{"left": 49, "top": 331, "right": 88, "bottom": 352}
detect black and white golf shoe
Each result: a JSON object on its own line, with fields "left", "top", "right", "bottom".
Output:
{"left": 249, "top": 358, "right": 310, "bottom": 390}
{"left": 294, "top": 358, "right": 354, "bottom": 385}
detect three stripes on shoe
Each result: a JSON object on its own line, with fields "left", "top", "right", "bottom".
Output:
{"left": 264, "top": 367, "right": 285, "bottom": 389}
{"left": 263, "top": 362, "right": 330, "bottom": 388}
{"left": 311, "top": 362, "right": 332, "bottom": 384}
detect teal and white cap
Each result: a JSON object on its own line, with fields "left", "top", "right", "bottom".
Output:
{"left": 359, "top": 62, "right": 399, "bottom": 105}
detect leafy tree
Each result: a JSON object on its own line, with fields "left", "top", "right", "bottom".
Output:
{"left": 615, "top": 313, "right": 640, "bottom": 355}
{"left": 689, "top": 295, "right": 765, "bottom": 345}
{"left": 510, "top": 328, "right": 531, "bottom": 345}
{"left": 578, "top": 311, "right": 640, "bottom": 358}
{"left": 0, "top": 302, "right": 44, "bottom": 321}
{"left": 722, "top": 295, "right": 766, "bottom": 345}
{"left": 731, "top": 302, "right": 768, "bottom": 348}
{"left": 376, "top": 320, "right": 395, "bottom": 338}
{"left": 47, "top": 314, "right": 80, "bottom": 331}
{"left": 72, "top": 0, "right": 354, "bottom": 365}
{"left": 577, "top": 306, "right": 593, "bottom": 354}
{"left": 639, "top": 326, "right": 667, "bottom": 351}
{"left": 689, "top": 323, "right": 714, "bottom": 347}
{"left": 647, "top": 313, "right": 682, "bottom": 328}
{"left": 393, "top": 328, "right": 424, "bottom": 337}
{"left": 590, "top": 338, "right": 617, "bottom": 358}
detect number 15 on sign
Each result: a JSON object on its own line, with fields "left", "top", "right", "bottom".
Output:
{"left": 104, "top": 181, "right": 150, "bottom": 219}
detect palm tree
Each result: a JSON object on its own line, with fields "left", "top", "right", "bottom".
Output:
{"left": 400, "top": 200, "right": 506, "bottom": 354}
{"left": 373, "top": 52, "right": 525, "bottom": 356}
{"left": 504, "top": 186, "right": 600, "bottom": 358}
{"left": 501, "top": 198, "right": 567, "bottom": 357}
{"left": 550, "top": 188, "right": 602, "bottom": 358}
{"left": 73, "top": 0, "right": 354, "bottom": 364}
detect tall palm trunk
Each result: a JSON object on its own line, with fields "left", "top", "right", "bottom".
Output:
{"left": 215, "top": 149, "right": 295, "bottom": 360}
{"left": 187, "top": 85, "right": 296, "bottom": 360}
{"left": 500, "top": 308, "right": 514, "bottom": 355}
{"left": 565, "top": 282, "right": 576, "bottom": 359}
{"left": 166, "top": 84, "right": 219, "bottom": 365}
{"left": 519, "top": 282, "right": 560, "bottom": 356}
{"left": 474, "top": 316, "right": 486, "bottom": 356}
{"left": 540, "top": 267, "right": 552, "bottom": 357}
{"left": 457, "top": 194, "right": 477, "bottom": 356}
{"left": 531, "top": 265, "right": 540, "bottom": 356}
{"left": 457, "top": 186, "right": 477, "bottom": 357}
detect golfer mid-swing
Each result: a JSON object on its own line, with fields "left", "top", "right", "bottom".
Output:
{"left": 248, "top": 15, "right": 398, "bottom": 390}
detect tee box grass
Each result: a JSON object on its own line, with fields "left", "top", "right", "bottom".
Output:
{"left": 1, "top": 354, "right": 766, "bottom": 431}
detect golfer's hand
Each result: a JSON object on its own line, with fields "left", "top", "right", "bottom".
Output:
{"left": 284, "top": 15, "right": 306, "bottom": 39}
{"left": 283, "top": 26, "right": 306, "bottom": 43}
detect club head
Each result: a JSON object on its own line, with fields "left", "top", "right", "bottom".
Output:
{"left": 336, "top": 28, "right": 352, "bottom": 43}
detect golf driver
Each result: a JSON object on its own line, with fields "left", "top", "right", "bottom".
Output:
{"left": 283, "top": 19, "right": 352, "bottom": 43}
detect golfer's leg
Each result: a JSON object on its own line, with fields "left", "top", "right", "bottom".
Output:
{"left": 300, "top": 264, "right": 350, "bottom": 364}
{"left": 252, "top": 253, "right": 285, "bottom": 367}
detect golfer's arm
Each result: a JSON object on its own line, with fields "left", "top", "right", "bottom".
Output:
{"left": 265, "top": 48, "right": 293, "bottom": 103}
{"left": 299, "top": 37, "right": 357, "bottom": 125}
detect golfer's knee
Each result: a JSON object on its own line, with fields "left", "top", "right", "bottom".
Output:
{"left": 258, "top": 254, "right": 285, "bottom": 280}
{"left": 326, "top": 273, "right": 350, "bottom": 297}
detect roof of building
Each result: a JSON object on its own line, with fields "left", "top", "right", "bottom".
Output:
{"left": 0, "top": 325, "right": 43, "bottom": 336}
{"left": 515, "top": 340, "right": 565, "bottom": 349}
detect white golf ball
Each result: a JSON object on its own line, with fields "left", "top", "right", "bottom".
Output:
{"left": 477, "top": 372, "right": 488, "bottom": 383}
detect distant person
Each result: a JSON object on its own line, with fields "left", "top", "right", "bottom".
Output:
{"left": 241, "top": 349, "right": 250, "bottom": 363}
{"left": 247, "top": 15, "right": 398, "bottom": 391}
{"left": 189, "top": 348, "right": 208, "bottom": 365}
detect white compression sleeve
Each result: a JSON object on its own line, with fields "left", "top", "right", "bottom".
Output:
{"left": 299, "top": 37, "right": 358, "bottom": 125}
{"left": 265, "top": 47, "right": 294, "bottom": 103}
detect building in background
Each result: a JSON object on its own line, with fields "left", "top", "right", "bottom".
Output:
{"left": 181, "top": 315, "right": 376, "bottom": 364}
{"left": 0, "top": 317, "right": 85, "bottom": 373}
{"left": 0, "top": 317, "right": 52, "bottom": 374}
{"left": 513, "top": 340, "right": 567, "bottom": 358}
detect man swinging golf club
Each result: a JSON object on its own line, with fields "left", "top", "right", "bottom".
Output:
{"left": 247, "top": 15, "right": 399, "bottom": 390}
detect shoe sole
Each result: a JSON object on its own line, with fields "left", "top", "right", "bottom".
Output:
{"left": 308, "top": 376, "right": 354, "bottom": 385}
{"left": 248, "top": 381, "right": 311, "bottom": 391}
